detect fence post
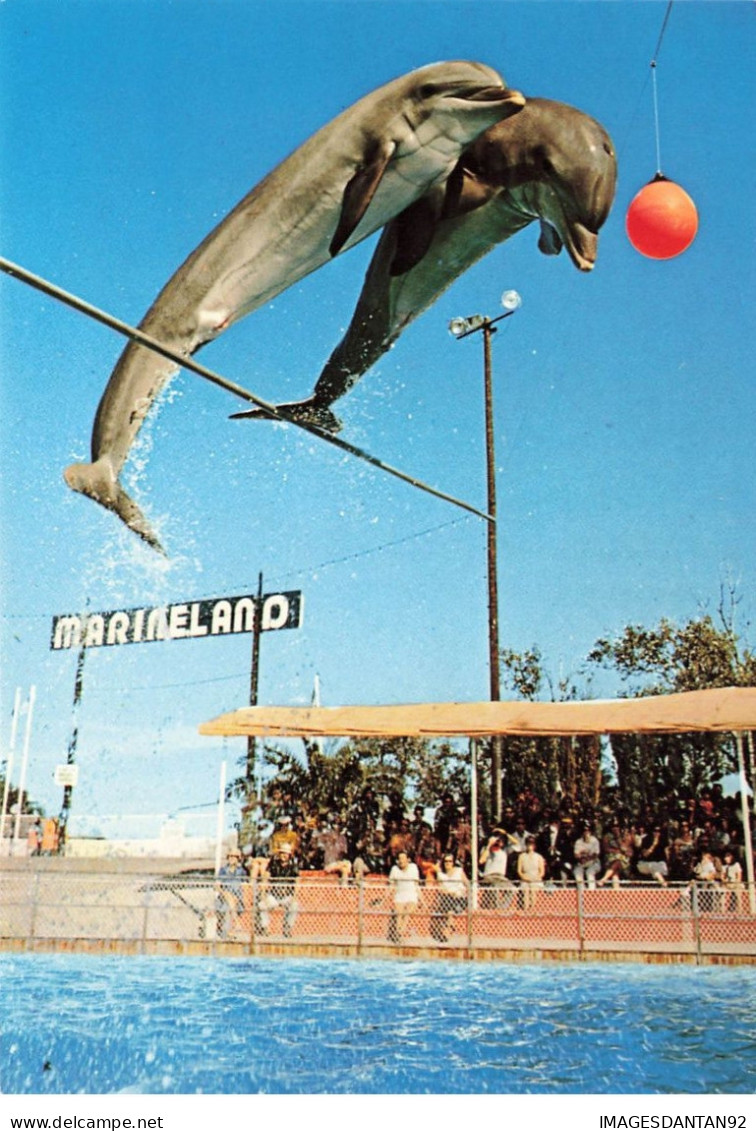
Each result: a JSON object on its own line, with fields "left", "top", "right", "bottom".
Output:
{"left": 251, "top": 875, "right": 258, "bottom": 952}
{"left": 692, "top": 883, "right": 702, "bottom": 965}
{"left": 140, "top": 878, "right": 151, "bottom": 954}
{"left": 467, "top": 882, "right": 475, "bottom": 951}
{"left": 576, "top": 883, "right": 586, "bottom": 958}
{"left": 28, "top": 868, "right": 42, "bottom": 946}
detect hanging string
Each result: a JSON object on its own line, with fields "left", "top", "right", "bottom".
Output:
{"left": 650, "top": 1, "right": 674, "bottom": 178}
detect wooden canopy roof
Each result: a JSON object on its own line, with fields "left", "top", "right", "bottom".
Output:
{"left": 199, "top": 686, "right": 756, "bottom": 739}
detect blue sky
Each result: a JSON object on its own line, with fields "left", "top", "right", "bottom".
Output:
{"left": 1, "top": 1, "right": 753, "bottom": 832}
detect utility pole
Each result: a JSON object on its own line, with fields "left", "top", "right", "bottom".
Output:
{"left": 449, "top": 291, "right": 522, "bottom": 821}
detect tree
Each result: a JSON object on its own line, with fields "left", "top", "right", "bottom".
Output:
{"left": 229, "top": 734, "right": 471, "bottom": 816}
{"left": 498, "top": 647, "right": 606, "bottom": 811}
{"left": 587, "top": 599, "right": 756, "bottom": 814}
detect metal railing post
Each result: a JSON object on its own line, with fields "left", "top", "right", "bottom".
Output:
{"left": 467, "top": 882, "right": 475, "bottom": 950}
{"left": 140, "top": 879, "right": 151, "bottom": 954}
{"left": 28, "top": 869, "right": 42, "bottom": 945}
{"left": 251, "top": 875, "right": 258, "bottom": 951}
{"left": 692, "top": 884, "right": 702, "bottom": 965}
{"left": 576, "top": 883, "right": 586, "bottom": 958}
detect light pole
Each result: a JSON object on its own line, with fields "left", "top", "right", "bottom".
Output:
{"left": 449, "top": 290, "right": 522, "bottom": 822}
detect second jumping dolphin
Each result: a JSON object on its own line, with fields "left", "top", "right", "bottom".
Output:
{"left": 64, "top": 61, "right": 524, "bottom": 553}
{"left": 234, "top": 98, "right": 617, "bottom": 434}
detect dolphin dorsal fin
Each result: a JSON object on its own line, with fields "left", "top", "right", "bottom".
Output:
{"left": 388, "top": 189, "right": 445, "bottom": 277}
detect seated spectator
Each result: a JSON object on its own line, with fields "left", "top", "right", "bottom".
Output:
{"left": 572, "top": 823, "right": 602, "bottom": 888}
{"left": 597, "top": 820, "right": 633, "bottom": 888}
{"left": 414, "top": 821, "right": 439, "bottom": 884}
{"left": 387, "top": 817, "right": 413, "bottom": 863}
{"left": 434, "top": 793, "right": 459, "bottom": 854}
{"left": 668, "top": 820, "right": 697, "bottom": 882}
{"left": 720, "top": 848, "right": 743, "bottom": 913}
{"left": 707, "top": 818, "right": 732, "bottom": 860}
{"left": 347, "top": 787, "right": 380, "bottom": 855}
{"left": 317, "top": 813, "right": 352, "bottom": 884}
{"left": 537, "top": 812, "right": 573, "bottom": 883}
{"left": 432, "top": 853, "right": 468, "bottom": 942}
{"left": 636, "top": 823, "right": 669, "bottom": 886}
{"left": 450, "top": 809, "right": 472, "bottom": 875}
{"left": 506, "top": 816, "right": 533, "bottom": 879}
{"left": 409, "top": 804, "right": 430, "bottom": 837}
{"left": 383, "top": 791, "right": 406, "bottom": 829}
{"left": 517, "top": 836, "right": 546, "bottom": 909}
{"left": 270, "top": 814, "right": 299, "bottom": 857}
{"left": 693, "top": 848, "right": 721, "bottom": 913}
{"left": 388, "top": 850, "right": 420, "bottom": 942}
{"left": 479, "top": 832, "right": 513, "bottom": 909}
{"left": 215, "top": 850, "right": 248, "bottom": 939}
{"left": 257, "top": 843, "right": 299, "bottom": 937}
{"left": 352, "top": 820, "right": 386, "bottom": 879}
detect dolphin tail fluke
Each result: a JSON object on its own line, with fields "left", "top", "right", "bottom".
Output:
{"left": 229, "top": 399, "right": 343, "bottom": 435}
{"left": 63, "top": 459, "right": 166, "bottom": 556}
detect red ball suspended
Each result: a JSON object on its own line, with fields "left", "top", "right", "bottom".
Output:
{"left": 626, "top": 175, "right": 698, "bottom": 259}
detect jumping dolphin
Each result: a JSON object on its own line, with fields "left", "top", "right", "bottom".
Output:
{"left": 63, "top": 62, "right": 524, "bottom": 553}
{"left": 233, "top": 98, "right": 617, "bottom": 434}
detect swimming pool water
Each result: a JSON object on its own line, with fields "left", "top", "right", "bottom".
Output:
{"left": 1, "top": 955, "right": 754, "bottom": 1094}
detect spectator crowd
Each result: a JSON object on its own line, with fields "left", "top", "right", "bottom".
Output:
{"left": 234, "top": 781, "right": 751, "bottom": 897}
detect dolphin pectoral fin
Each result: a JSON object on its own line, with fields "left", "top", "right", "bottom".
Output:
{"left": 388, "top": 191, "right": 444, "bottom": 277}
{"left": 329, "top": 141, "right": 395, "bottom": 256}
{"left": 230, "top": 399, "right": 343, "bottom": 435}
{"left": 63, "top": 459, "right": 166, "bottom": 555}
{"left": 538, "top": 218, "right": 563, "bottom": 257}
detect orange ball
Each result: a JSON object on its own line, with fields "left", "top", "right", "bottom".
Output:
{"left": 626, "top": 175, "right": 698, "bottom": 259}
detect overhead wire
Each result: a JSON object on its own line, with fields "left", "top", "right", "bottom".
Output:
{"left": 650, "top": 1, "right": 675, "bottom": 175}
{"left": 0, "top": 515, "right": 471, "bottom": 624}
{"left": 614, "top": 0, "right": 675, "bottom": 171}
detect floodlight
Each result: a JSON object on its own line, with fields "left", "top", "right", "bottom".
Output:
{"left": 501, "top": 289, "right": 522, "bottom": 311}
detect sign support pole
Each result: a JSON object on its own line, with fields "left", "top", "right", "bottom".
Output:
{"left": 247, "top": 573, "right": 263, "bottom": 793}
{"left": 60, "top": 642, "right": 87, "bottom": 843}
{"left": 215, "top": 759, "right": 227, "bottom": 875}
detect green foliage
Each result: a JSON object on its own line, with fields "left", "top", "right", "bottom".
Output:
{"left": 587, "top": 603, "right": 755, "bottom": 813}
{"left": 0, "top": 774, "right": 43, "bottom": 817}
{"left": 588, "top": 615, "right": 752, "bottom": 694}
{"left": 232, "top": 735, "right": 471, "bottom": 814}
{"left": 498, "top": 648, "right": 606, "bottom": 810}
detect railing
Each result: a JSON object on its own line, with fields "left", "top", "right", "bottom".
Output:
{"left": 1, "top": 871, "right": 754, "bottom": 961}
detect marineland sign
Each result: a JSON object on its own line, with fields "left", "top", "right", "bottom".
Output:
{"left": 50, "top": 591, "right": 303, "bottom": 651}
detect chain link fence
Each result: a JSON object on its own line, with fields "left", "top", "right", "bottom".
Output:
{"left": 1, "top": 870, "right": 754, "bottom": 960}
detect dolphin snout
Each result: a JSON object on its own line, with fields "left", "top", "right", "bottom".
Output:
{"left": 467, "top": 87, "right": 525, "bottom": 106}
{"left": 568, "top": 222, "right": 598, "bottom": 272}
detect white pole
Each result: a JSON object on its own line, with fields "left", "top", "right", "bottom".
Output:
{"left": 312, "top": 672, "right": 324, "bottom": 755}
{"left": 13, "top": 686, "right": 36, "bottom": 849}
{"left": 735, "top": 732, "right": 755, "bottom": 915}
{"left": 214, "top": 758, "right": 227, "bottom": 875}
{"left": 470, "top": 739, "right": 479, "bottom": 896}
{"left": 0, "top": 687, "right": 22, "bottom": 850}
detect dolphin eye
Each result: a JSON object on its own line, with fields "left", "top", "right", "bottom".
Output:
{"left": 419, "top": 83, "right": 440, "bottom": 99}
